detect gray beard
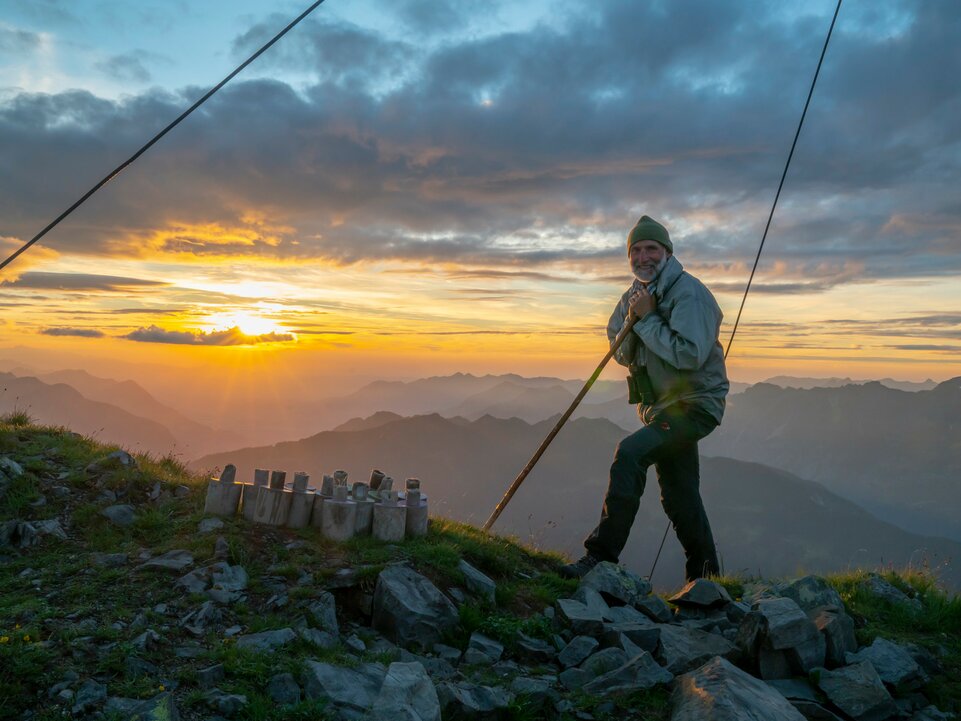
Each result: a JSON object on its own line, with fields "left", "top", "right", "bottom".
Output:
{"left": 632, "top": 254, "right": 668, "bottom": 284}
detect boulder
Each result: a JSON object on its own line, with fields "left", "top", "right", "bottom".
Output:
{"left": 860, "top": 574, "right": 922, "bottom": 611}
{"left": 198, "top": 517, "right": 224, "bottom": 533}
{"left": 302, "top": 661, "right": 387, "bottom": 716}
{"left": 555, "top": 598, "right": 605, "bottom": 636}
{"left": 458, "top": 559, "right": 497, "bottom": 604}
{"left": 582, "top": 651, "right": 673, "bottom": 695}
{"left": 372, "top": 566, "right": 459, "bottom": 651}
{"left": 72, "top": 680, "right": 108, "bottom": 715}
{"left": 814, "top": 660, "right": 898, "bottom": 721}
{"left": 845, "top": 637, "right": 925, "bottom": 689}
{"left": 580, "top": 647, "right": 629, "bottom": 680}
{"left": 368, "top": 662, "right": 441, "bottom": 721}
{"left": 603, "top": 604, "right": 650, "bottom": 625}
{"left": 809, "top": 606, "right": 857, "bottom": 668}
{"left": 436, "top": 681, "right": 511, "bottom": 720}
{"left": 635, "top": 593, "right": 675, "bottom": 623}
{"left": 463, "top": 632, "right": 504, "bottom": 665}
{"left": 101, "top": 504, "right": 137, "bottom": 527}
{"left": 305, "top": 591, "right": 339, "bottom": 635}
{"left": 204, "top": 689, "right": 247, "bottom": 717}
{"left": 573, "top": 585, "right": 611, "bottom": 617}
{"left": 737, "top": 598, "right": 825, "bottom": 677}
{"left": 777, "top": 576, "right": 844, "bottom": 612}
{"left": 605, "top": 621, "right": 660, "bottom": 653}
{"left": 267, "top": 673, "right": 301, "bottom": 705}
{"left": 656, "top": 625, "right": 737, "bottom": 675}
{"left": 33, "top": 519, "right": 67, "bottom": 539}
{"left": 672, "top": 656, "right": 806, "bottom": 721}
{"left": 559, "top": 636, "right": 599, "bottom": 668}
{"left": 670, "top": 579, "right": 733, "bottom": 609}
{"left": 138, "top": 550, "right": 193, "bottom": 573}
{"left": 513, "top": 632, "right": 556, "bottom": 663}
{"left": 580, "top": 561, "right": 652, "bottom": 606}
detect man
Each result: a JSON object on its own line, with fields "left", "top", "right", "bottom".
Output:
{"left": 561, "top": 215, "right": 729, "bottom": 581}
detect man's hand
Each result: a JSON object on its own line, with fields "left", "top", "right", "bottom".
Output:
{"left": 628, "top": 285, "right": 656, "bottom": 320}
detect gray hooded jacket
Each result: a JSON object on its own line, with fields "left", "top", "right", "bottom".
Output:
{"left": 607, "top": 255, "right": 729, "bottom": 425}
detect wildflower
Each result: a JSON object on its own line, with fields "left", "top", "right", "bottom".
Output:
{"left": 14, "top": 624, "right": 20, "bottom": 630}
{"left": 23, "top": 635, "right": 30, "bottom": 642}
{"left": 159, "top": 684, "right": 165, "bottom": 691}
{"left": 0, "top": 636, "right": 9, "bottom": 644}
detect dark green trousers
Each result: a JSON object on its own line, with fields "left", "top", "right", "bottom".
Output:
{"left": 584, "top": 404, "right": 720, "bottom": 582}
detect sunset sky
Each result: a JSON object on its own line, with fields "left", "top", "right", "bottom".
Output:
{"left": 1, "top": 0, "right": 960, "bottom": 392}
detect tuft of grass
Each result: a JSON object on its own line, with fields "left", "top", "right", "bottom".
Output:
{"left": 0, "top": 408, "right": 34, "bottom": 427}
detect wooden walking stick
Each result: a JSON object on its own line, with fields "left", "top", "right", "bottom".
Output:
{"left": 483, "top": 316, "right": 639, "bottom": 531}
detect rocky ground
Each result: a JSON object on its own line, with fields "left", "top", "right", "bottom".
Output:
{"left": 1, "top": 412, "right": 959, "bottom": 721}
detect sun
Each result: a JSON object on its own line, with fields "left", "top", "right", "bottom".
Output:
{"left": 205, "top": 311, "right": 284, "bottom": 336}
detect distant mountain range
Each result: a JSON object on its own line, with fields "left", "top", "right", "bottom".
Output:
{"left": 700, "top": 378, "right": 961, "bottom": 541}
{"left": 192, "top": 412, "right": 961, "bottom": 591}
{"left": 0, "top": 370, "right": 246, "bottom": 459}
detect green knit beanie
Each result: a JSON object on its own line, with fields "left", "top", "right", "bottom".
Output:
{"left": 627, "top": 215, "right": 672, "bottom": 254}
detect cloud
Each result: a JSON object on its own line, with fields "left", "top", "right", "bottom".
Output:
{"left": 0, "top": 0, "right": 959, "bottom": 293}
{"left": 94, "top": 51, "right": 154, "bottom": 83}
{"left": 40, "top": 327, "right": 105, "bottom": 338}
{"left": 1, "top": 272, "right": 167, "bottom": 292}
{"left": 0, "top": 27, "right": 42, "bottom": 55}
{"left": 124, "top": 324, "right": 295, "bottom": 345}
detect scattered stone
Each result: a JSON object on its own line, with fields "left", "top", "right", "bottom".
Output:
{"left": 214, "top": 535, "right": 230, "bottom": 560}
{"left": 72, "top": 680, "right": 108, "bottom": 715}
{"left": 124, "top": 655, "right": 160, "bottom": 679}
{"left": 846, "top": 637, "right": 925, "bottom": 689}
{"left": 372, "top": 565, "right": 459, "bottom": 651}
{"left": 670, "top": 578, "right": 733, "bottom": 609}
{"left": 810, "top": 605, "right": 857, "bottom": 668}
{"left": 656, "top": 625, "right": 737, "bottom": 675}
{"left": 556, "top": 598, "right": 605, "bottom": 636}
{"left": 182, "top": 601, "right": 222, "bottom": 636}
{"left": 209, "top": 562, "right": 248, "bottom": 603}
{"left": 815, "top": 660, "right": 899, "bottom": 721}
{"left": 514, "top": 632, "right": 557, "bottom": 663}
{"left": 603, "top": 621, "right": 659, "bottom": 653}
{"left": 0, "top": 457, "right": 24, "bottom": 477}
{"left": 580, "top": 647, "right": 629, "bottom": 680}
{"left": 369, "top": 662, "right": 442, "bottom": 721}
{"left": 174, "top": 484, "right": 190, "bottom": 498}
{"left": 344, "top": 633, "right": 366, "bottom": 653}
{"left": 737, "top": 597, "right": 825, "bottom": 677}
{"left": 860, "top": 574, "right": 922, "bottom": 611}
{"left": 138, "top": 550, "right": 193, "bottom": 573}
{"left": 198, "top": 517, "right": 224, "bottom": 533}
{"left": 302, "top": 661, "right": 387, "bottom": 716}
{"left": 267, "top": 672, "right": 301, "bottom": 706}
{"left": 434, "top": 643, "right": 462, "bottom": 664}
{"left": 205, "top": 688, "right": 248, "bottom": 717}
{"left": 305, "top": 591, "right": 339, "bottom": 635}
{"left": 126, "top": 692, "right": 181, "bottom": 721}
{"left": 0, "top": 520, "right": 37, "bottom": 548}
{"left": 559, "top": 636, "right": 600, "bottom": 668}
{"left": 86, "top": 450, "right": 137, "bottom": 475}
{"left": 100, "top": 503, "right": 137, "bottom": 527}
{"left": 176, "top": 568, "right": 210, "bottom": 594}
{"left": 436, "top": 681, "right": 512, "bottom": 720}
{"left": 510, "top": 677, "right": 555, "bottom": 708}
{"left": 459, "top": 559, "right": 497, "bottom": 604}
{"left": 463, "top": 632, "right": 504, "bottom": 665}
{"left": 299, "top": 627, "right": 338, "bottom": 650}
{"left": 602, "top": 604, "right": 649, "bottom": 625}
{"left": 672, "top": 656, "right": 806, "bottom": 721}
{"left": 573, "top": 586, "right": 611, "bottom": 617}
{"left": 132, "top": 629, "right": 161, "bottom": 652}
{"left": 777, "top": 576, "right": 844, "bottom": 612}
{"left": 634, "top": 594, "right": 675, "bottom": 623}
{"left": 197, "top": 664, "right": 225, "bottom": 689}
{"left": 235, "top": 627, "right": 296, "bottom": 652}
{"left": 580, "top": 561, "right": 652, "bottom": 606}
{"left": 582, "top": 651, "right": 673, "bottom": 695}
{"left": 90, "top": 552, "right": 127, "bottom": 568}
{"left": 33, "top": 518, "right": 67, "bottom": 539}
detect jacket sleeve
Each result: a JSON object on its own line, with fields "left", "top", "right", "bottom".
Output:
{"left": 607, "top": 292, "right": 636, "bottom": 367}
{"left": 633, "top": 285, "right": 719, "bottom": 371}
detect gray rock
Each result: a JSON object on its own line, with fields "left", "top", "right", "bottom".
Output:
{"left": 582, "top": 651, "right": 673, "bottom": 695}
{"left": 205, "top": 688, "right": 247, "bottom": 717}
{"left": 436, "top": 681, "right": 512, "bottom": 720}
{"left": 0, "top": 520, "right": 37, "bottom": 548}
{"left": 514, "top": 632, "right": 557, "bottom": 663}
{"left": 845, "top": 637, "right": 925, "bottom": 689}
{"left": 670, "top": 578, "right": 733, "bottom": 608}
{"left": 810, "top": 606, "right": 857, "bottom": 668}
{"left": 555, "top": 598, "right": 605, "bottom": 636}
{"left": 305, "top": 591, "right": 339, "bottom": 635}
{"left": 181, "top": 600, "right": 221, "bottom": 635}
{"left": 372, "top": 565, "right": 459, "bottom": 651}
{"left": 300, "top": 627, "right": 338, "bottom": 649}
{"left": 235, "top": 627, "right": 296, "bottom": 652}
{"left": 748, "top": 597, "right": 822, "bottom": 651}
{"left": 33, "top": 518, "right": 67, "bottom": 539}
{"left": 198, "top": 517, "right": 224, "bottom": 533}
{"left": 911, "top": 706, "right": 954, "bottom": 721}
{"left": 777, "top": 576, "right": 844, "bottom": 612}
{"left": 602, "top": 604, "right": 649, "bottom": 624}
{"left": 267, "top": 672, "right": 301, "bottom": 705}
{"left": 634, "top": 594, "right": 675, "bottom": 623}
{"left": 510, "top": 677, "right": 555, "bottom": 709}
{"left": 101, "top": 504, "right": 137, "bottom": 527}
{"left": 860, "top": 574, "right": 922, "bottom": 611}
{"left": 603, "top": 621, "right": 660, "bottom": 653}
{"left": 559, "top": 636, "right": 599, "bottom": 668}
{"left": 458, "top": 559, "right": 497, "bottom": 604}
{"left": 672, "top": 656, "right": 806, "bottom": 720}
{"left": 433, "top": 643, "right": 462, "bottom": 664}
{"left": 573, "top": 585, "right": 611, "bottom": 617}
{"left": 0, "top": 456, "right": 24, "bottom": 477}
{"left": 559, "top": 666, "right": 589, "bottom": 690}
{"left": 464, "top": 632, "right": 504, "bottom": 665}
{"left": 368, "top": 662, "right": 441, "bottom": 721}
{"left": 580, "top": 647, "right": 629, "bottom": 680}
{"left": 124, "top": 655, "right": 160, "bottom": 679}
{"left": 138, "top": 550, "right": 193, "bottom": 572}
{"left": 132, "top": 629, "right": 161, "bottom": 652}
{"left": 214, "top": 535, "right": 229, "bottom": 560}
{"left": 737, "top": 599, "right": 825, "bottom": 678}
{"left": 766, "top": 678, "right": 821, "bottom": 703}
{"left": 815, "top": 660, "right": 898, "bottom": 721}
{"left": 89, "top": 551, "right": 128, "bottom": 568}
{"left": 87, "top": 450, "right": 137, "bottom": 474}
{"left": 197, "top": 664, "right": 225, "bottom": 689}
{"left": 302, "top": 660, "right": 387, "bottom": 715}
{"left": 177, "top": 568, "right": 210, "bottom": 594}
{"left": 580, "top": 561, "right": 652, "bottom": 606}
{"left": 656, "top": 625, "right": 737, "bottom": 675}
{"left": 132, "top": 693, "right": 181, "bottom": 721}
{"left": 208, "top": 562, "right": 247, "bottom": 603}
{"left": 72, "top": 680, "right": 108, "bottom": 715}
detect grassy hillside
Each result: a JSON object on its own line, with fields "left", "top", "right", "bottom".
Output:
{"left": 2, "top": 413, "right": 959, "bottom": 720}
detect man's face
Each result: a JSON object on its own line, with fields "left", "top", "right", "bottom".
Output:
{"left": 630, "top": 240, "right": 668, "bottom": 283}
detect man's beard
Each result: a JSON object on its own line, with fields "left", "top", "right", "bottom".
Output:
{"left": 632, "top": 253, "right": 668, "bottom": 284}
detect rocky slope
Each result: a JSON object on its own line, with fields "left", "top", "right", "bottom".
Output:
{"left": 2, "top": 414, "right": 959, "bottom": 721}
